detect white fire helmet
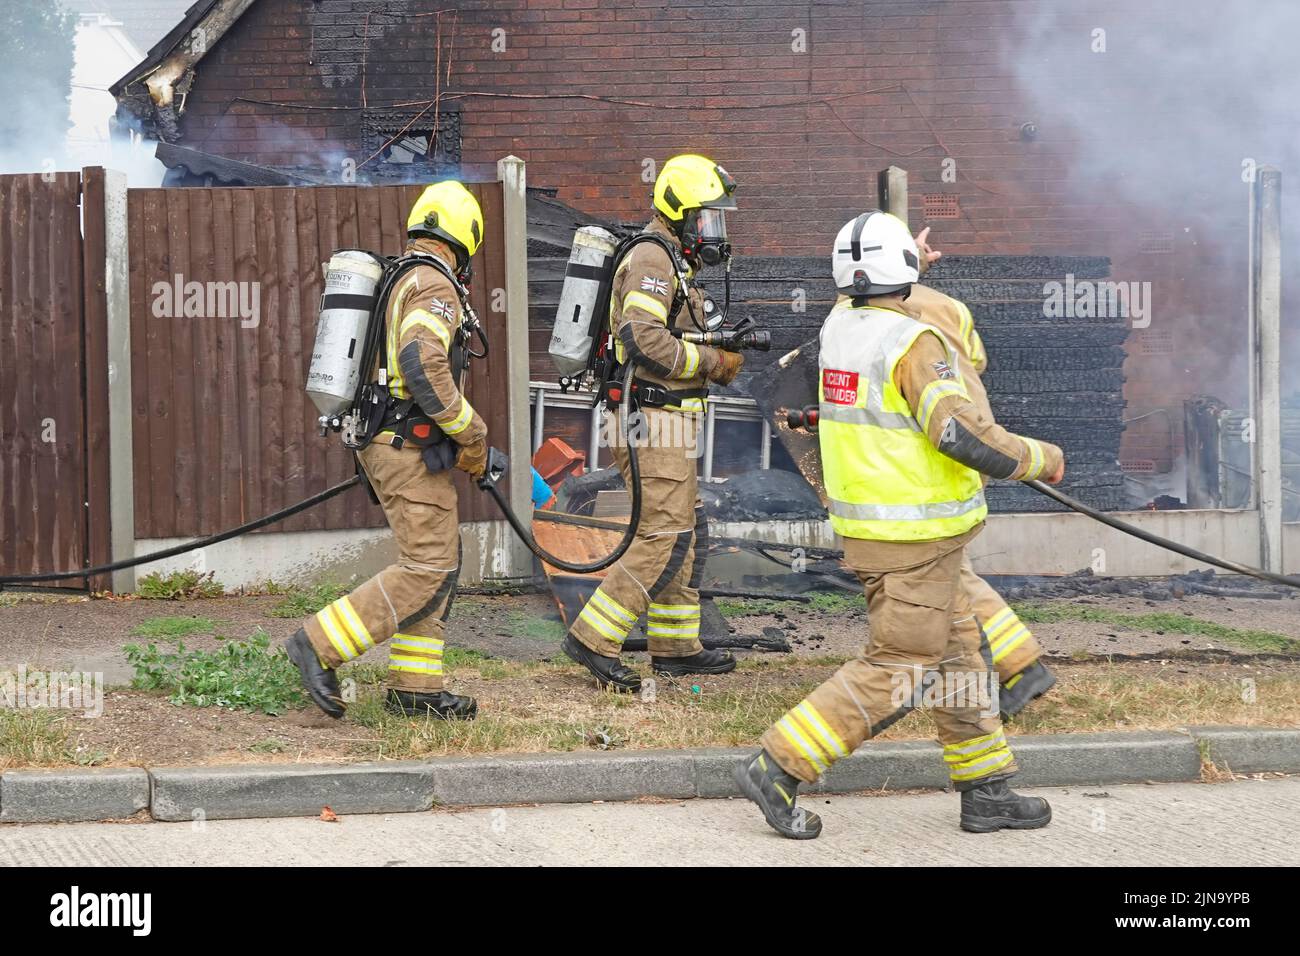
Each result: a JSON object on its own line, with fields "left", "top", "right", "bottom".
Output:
{"left": 831, "top": 211, "right": 920, "bottom": 297}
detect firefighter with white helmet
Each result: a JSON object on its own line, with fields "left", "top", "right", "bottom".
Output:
{"left": 735, "top": 211, "right": 1066, "bottom": 838}
{"left": 284, "top": 181, "right": 488, "bottom": 721}
{"left": 908, "top": 227, "right": 1059, "bottom": 719}
{"left": 562, "top": 154, "right": 744, "bottom": 691}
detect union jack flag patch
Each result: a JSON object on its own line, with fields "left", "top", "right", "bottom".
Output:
{"left": 639, "top": 276, "right": 669, "bottom": 296}
{"left": 428, "top": 298, "right": 456, "bottom": 321}
{"left": 932, "top": 360, "right": 956, "bottom": 380}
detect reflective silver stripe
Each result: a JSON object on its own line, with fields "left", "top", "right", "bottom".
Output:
{"left": 828, "top": 490, "right": 986, "bottom": 523}
{"left": 818, "top": 402, "right": 920, "bottom": 431}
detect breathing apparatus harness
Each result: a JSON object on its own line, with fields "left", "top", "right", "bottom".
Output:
{"left": 340, "top": 251, "right": 488, "bottom": 463}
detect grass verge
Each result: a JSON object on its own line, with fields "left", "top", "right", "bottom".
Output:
{"left": 1013, "top": 603, "right": 1300, "bottom": 654}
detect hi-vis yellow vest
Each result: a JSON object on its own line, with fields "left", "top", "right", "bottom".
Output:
{"left": 819, "top": 301, "right": 987, "bottom": 541}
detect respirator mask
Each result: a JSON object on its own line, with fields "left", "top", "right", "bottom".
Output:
{"left": 682, "top": 207, "right": 731, "bottom": 267}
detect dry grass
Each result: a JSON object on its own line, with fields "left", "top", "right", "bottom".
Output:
{"left": 331, "top": 656, "right": 1300, "bottom": 762}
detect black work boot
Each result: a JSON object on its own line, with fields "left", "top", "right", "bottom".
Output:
{"left": 386, "top": 688, "right": 477, "bottom": 720}
{"left": 998, "top": 660, "right": 1057, "bottom": 721}
{"left": 562, "top": 634, "right": 641, "bottom": 693}
{"left": 959, "top": 777, "right": 1052, "bottom": 833}
{"left": 733, "top": 750, "right": 822, "bottom": 840}
{"left": 652, "top": 647, "right": 737, "bottom": 677}
{"left": 284, "top": 628, "right": 345, "bottom": 719}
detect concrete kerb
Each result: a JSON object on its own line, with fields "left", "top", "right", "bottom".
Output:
{"left": 0, "top": 728, "right": 1294, "bottom": 823}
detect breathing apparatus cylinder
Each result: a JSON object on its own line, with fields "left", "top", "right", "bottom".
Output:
{"left": 549, "top": 225, "right": 619, "bottom": 380}
{"left": 307, "top": 250, "right": 387, "bottom": 425}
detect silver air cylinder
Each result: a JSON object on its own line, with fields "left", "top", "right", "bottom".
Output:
{"left": 306, "top": 250, "right": 387, "bottom": 418}
{"left": 549, "top": 225, "right": 618, "bottom": 378}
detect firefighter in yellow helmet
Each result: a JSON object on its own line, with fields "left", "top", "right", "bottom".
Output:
{"left": 284, "top": 181, "right": 488, "bottom": 720}
{"left": 908, "top": 226, "right": 1058, "bottom": 719}
{"left": 562, "top": 154, "right": 744, "bottom": 691}
{"left": 735, "top": 211, "right": 1065, "bottom": 838}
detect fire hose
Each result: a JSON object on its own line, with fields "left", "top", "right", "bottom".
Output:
{"left": 9, "top": 397, "right": 1299, "bottom": 591}
{"left": 783, "top": 406, "right": 1300, "bottom": 590}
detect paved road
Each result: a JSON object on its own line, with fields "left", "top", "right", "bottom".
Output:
{"left": 2, "top": 777, "right": 1296, "bottom": 866}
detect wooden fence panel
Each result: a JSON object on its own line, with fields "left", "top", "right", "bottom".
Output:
{"left": 127, "top": 181, "right": 509, "bottom": 538}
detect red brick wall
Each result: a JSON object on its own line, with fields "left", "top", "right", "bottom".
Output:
{"left": 173, "top": 0, "right": 1275, "bottom": 476}
{"left": 179, "top": 0, "right": 1130, "bottom": 256}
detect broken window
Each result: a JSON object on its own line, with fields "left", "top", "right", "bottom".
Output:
{"left": 363, "top": 107, "right": 462, "bottom": 176}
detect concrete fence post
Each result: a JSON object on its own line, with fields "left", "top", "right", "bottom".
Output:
{"left": 497, "top": 155, "right": 534, "bottom": 578}
{"left": 102, "top": 169, "right": 136, "bottom": 593}
{"left": 1250, "top": 167, "right": 1283, "bottom": 573}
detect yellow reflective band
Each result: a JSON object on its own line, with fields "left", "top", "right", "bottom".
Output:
{"left": 776, "top": 715, "right": 829, "bottom": 772}
{"left": 400, "top": 310, "right": 453, "bottom": 350}
{"left": 390, "top": 636, "right": 445, "bottom": 657}
{"left": 623, "top": 290, "right": 669, "bottom": 322}
{"left": 316, "top": 606, "right": 357, "bottom": 662}
{"left": 943, "top": 730, "right": 1006, "bottom": 763}
{"left": 1004, "top": 672, "right": 1024, "bottom": 689}
{"left": 335, "top": 597, "right": 374, "bottom": 651}
{"left": 990, "top": 626, "right": 1031, "bottom": 661}
{"left": 958, "top": 302, "right": 976, "bottom": 358}
{"left": 646, "top": 622, "right": 699, "bottom": 638}
{"left": 793, "top": 702, "right": 848, "bottom": 759}
{"left": 1022, "top": 437, "right": 1044, "bottom": 478}
{"left": 578, "top": 602, "right": 630, "bottom": 643}
{"left": 773, "top": 781, "right": 793, "bottom": 806}
{"left": 949, "top": 748, "right": 1015, "bottom": 782}
{"left": 648, "top": 603, "right": 699, "bottom": 618}
{"left": 389, "top": 657, "right": 445, "bottom": 674}
{"left": 677, "top": 340, "right": 700, "bottom": 379}
{"left": 664, "top": 397, "right": 706, "bottom": 413}
{"left": 917, "top": 379, "right": 969, "bottom": 434}
{"left": 438, "top": 399, "right": 475, "bottom": 436}
{"left": 983, "top": 608, "right": 1018, "bottom": 640}
{"left": 591, "top": 591, "right": 636, "bottom": 628}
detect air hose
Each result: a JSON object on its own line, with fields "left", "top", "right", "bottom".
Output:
{"left": 479, "top": 363, "right": 643, "bottom": 573}
{"left": 0, "top": 476, "right": 362, "bottom": 586}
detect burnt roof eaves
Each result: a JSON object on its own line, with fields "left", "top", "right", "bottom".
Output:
{"left": 109, "top": 0, "right": 222, "bottom": 98}
{"left": 155, "top": 142, "right": 321, "bottom": 186}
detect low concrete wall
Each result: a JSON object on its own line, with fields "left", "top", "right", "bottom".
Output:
{"left": 717, "top": 508, "right": 1291, "bottom": 578}
{"left": 133, "top": 519, "right": 520, "bottom": 589}
{"left": 132, "top": 509, "right": 1298, "bottom": 591}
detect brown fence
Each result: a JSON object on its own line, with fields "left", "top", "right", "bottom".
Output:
{"left": 126, "top": 182, "right": 509, "bottom": 539}
{"left": 0, "top": 171, "right": 111, "bottom": 587}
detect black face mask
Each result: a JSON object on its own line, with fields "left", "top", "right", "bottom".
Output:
{"left": 682, "top": 208, "right": 730, "bottom": 267}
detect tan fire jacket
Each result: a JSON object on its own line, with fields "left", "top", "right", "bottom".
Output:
{"left": 382, "top": 238, "right": 487, "bottom": 447}
{"left": 610, "top": 216, "right": 723, "bottom": 399}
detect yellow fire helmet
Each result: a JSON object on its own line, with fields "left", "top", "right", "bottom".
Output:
{"left": 652, "top": 154, "right": 738, "bottom": 222}
{"left": 406, "top": 180, "right": 484, "bottom": 270}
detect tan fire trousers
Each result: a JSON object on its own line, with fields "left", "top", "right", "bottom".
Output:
{"left": 962, "top": 557, "right": 1043, "bottom": 679}
{"left": 761, "top": 537, "right": 1018, "bottom": 790}
{"left": 569, "top": 407, "right": 706, "bottom": 659}
{"left": 303, "top": 439, "right": 460, "bottom": 693}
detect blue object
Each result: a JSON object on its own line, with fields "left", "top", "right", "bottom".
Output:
{"left": 531, "top": 467, "right": 555, "bottom": 508}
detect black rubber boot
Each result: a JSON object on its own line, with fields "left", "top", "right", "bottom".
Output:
{"left": 733, "top": 750, "right": 822, "bottom": 840}
{"left": 283, "top": 628, "right": 345, "bottom": 719}
{"left": 562, "top": 634, "right": 641, "bottom": 693}
{"left": 386, "top": 688, "right": 477, "bottom": 720}
{"left": 959, "top": 777, "right": 1052, "bottom": 833}
{"left": 652, "top": 647, "right": 737, "bottom": 677}
{"left": 998, "top": 660, "right": 1057, "bottom": 721}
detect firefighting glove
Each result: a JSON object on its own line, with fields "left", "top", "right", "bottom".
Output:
{"left": 708, "top": 350, "right": 745, "bottom": 386}
{"left": 455, "top": 439, "right": 489, "bottom": 478}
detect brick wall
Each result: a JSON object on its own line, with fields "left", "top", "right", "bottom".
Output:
{"left": 171, "top": 0, "right": 1276, "bottom": 476}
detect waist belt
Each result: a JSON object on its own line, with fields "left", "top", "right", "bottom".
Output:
{"left": 602, "top": 379, "right": 708, "bottom": 412}
{"left": 378, "top": 398, "right": 445, "bottom": 450}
